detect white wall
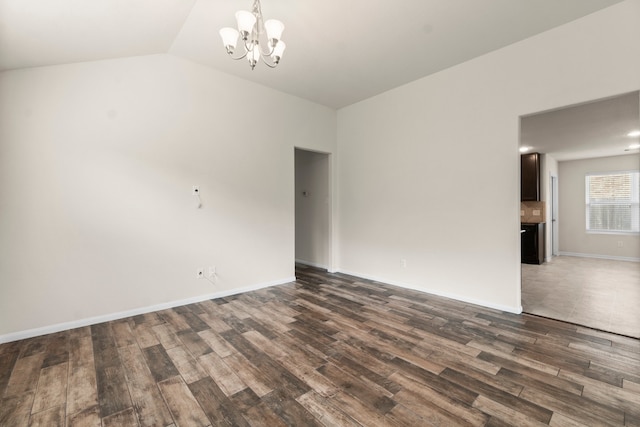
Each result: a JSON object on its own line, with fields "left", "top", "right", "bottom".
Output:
{"left": 0, "top": 54, "right": 336, "bottom": 340}
{"left": 2, "top": 1, "right": 639, "bottom": 341}
{"left": 295, "top": 149, "right": 330, "bottom": 268}
{"left": 337, "top": 0, "right": 640, "bottom": 312}
{"left": 558, "top": 154, "right": 640, "bottom": 260}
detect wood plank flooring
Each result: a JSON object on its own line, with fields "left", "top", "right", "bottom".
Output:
{"left": 1, "top": 265, "right": 640, "bottom": 426}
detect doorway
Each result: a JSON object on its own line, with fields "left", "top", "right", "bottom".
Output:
{"left": 520, "top": 91, "right": 640, "bottom": 338}
{"left": 294, "top": 148, "right": 331, "bottom": 270}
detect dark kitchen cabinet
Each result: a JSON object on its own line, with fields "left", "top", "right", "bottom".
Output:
{"left": 521, "top": 152, "right": 540, "bottom": 201}
{"left": 521, "top": 223, "right": 545, "bottom": 264}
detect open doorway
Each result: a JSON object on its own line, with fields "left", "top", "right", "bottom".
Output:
{"left": 520, "top": 91, "right": 640, "bottom": 338}
{"left": 294, "top": 148, "right": 331, "bottom": 270}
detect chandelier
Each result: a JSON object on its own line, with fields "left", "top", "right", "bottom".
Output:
{"left": 219, "top": 0, "right": 286, "bottom": 70}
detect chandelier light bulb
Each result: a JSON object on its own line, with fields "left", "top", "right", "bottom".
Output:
{"left": 235, "top": 10, "right": 256, "bottom": 39}
{"left": 219, "top": 27, "right": 239, "bottom": 53}
{"left": 264, "top": 19, "right": 284, "bottom": 46}
{"left": 247, "top": 44, "right": 260, "bottom": 69}
{"left": 272, "top": 41, "right": 286, "bottom": 62}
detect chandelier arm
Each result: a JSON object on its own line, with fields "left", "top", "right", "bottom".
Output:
{"left": 258, "top": 44, "right": 275, "bottom": 56}
{"left": 226, "top": 50, "right": 250, "bottom": 61}
{"left": 243, "top": 38, "right": 256, "bottom": 53}
{"left": 227, "top": 38, "right": 259, "bottom": 61}
{"left": 259, "top": 57, "right": 277, "bottom": 68}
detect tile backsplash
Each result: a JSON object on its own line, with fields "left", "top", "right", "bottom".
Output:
{"left": 521, "top": 201, "right": 546, "bottom": 223}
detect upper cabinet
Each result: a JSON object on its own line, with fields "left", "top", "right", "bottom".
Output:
{"left": 521, "top": 152, "right": 540, "bottom": 201}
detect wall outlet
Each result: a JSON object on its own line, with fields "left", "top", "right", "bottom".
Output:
{"left": 401, "top": 259, "right": 407, "bottom": 268}
{"left": 617, "top": 241, "right": 624, "bottom": 247}
{"left": 208, "top": 266, "right": 216, "bottom": 278}
{"left": 196, "top": 268, "right": 204, "bottom": 278}
{"left": 532, "top": 210, "right": 540, "bottom": 216}
{"left": 192, "top": 185, "right": 200, "bottom": 196}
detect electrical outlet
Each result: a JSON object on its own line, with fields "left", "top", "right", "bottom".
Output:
{"left": 208, "top": 266, "right": 216, "bottom": 278}
{"left": 401, "top": 259, "right": 407, "bottom": 268}
{"left": 192, "top": 185, "right": 200, "bottom": 196}
{"left": 197, "top": 268, "right": 204, "bottom": 278}
{"left": 617, "top": 241, "right": 624, "bottom": 248}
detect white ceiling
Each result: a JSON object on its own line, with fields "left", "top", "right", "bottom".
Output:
{"left": 0, "top": 0, "right": 626, "bottom": 109}
{"left": 521, "top": 92, "right": 640, "bottom": 162}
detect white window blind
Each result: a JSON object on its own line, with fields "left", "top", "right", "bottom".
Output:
{"left": 585, "top": 171, "right": 640, "bottom": 233}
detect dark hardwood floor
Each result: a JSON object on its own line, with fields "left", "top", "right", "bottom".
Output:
{"left": 1, "top": 265, "right": 639, "bottom": 426}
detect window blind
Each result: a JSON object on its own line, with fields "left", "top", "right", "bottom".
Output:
{"left": 585, "top": 171, "right": 639, "bottom": 233}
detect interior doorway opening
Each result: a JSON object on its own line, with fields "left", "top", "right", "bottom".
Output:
{"left": 519, "top": 91, "right": 640, "bottom": 338}
{"left": 294, "top": 148, "right": 331, "bottom": 271}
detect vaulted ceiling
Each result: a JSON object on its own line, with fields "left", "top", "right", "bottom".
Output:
{"left": 0, "top": 0, "right": 625, "bottom": 109}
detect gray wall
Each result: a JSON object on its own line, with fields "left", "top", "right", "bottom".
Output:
{"left": 559, "top": 154, "right": 640, "bottom": 260}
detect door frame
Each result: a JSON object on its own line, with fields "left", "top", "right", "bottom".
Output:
{"left": 294, "top": 147, "right": 334, "bottom": 272}
{"left": 551, "top": 174, "right": 559, "bottom": 257}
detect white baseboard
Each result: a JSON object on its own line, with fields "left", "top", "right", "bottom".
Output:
{"left": 0, "top": 276, "right": 295, "bottom": 344}
{"left": 558, "top": 252, "right": 640, "bottom": 263}
{"left": 337, "top": 269, "right": 523, "bottom": 315}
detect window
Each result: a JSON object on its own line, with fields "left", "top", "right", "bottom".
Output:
{"left": 585, "top": 171, "right": 639, "bottom": 233}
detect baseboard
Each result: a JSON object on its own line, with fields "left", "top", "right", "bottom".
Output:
{"left": 558, "top": 252, "right": 640, "bottom": 263}
{"left": 295, "top": 259, "right": 328, "bottom": 270}
{"left": 337, "top": 269, "right": 523, "bottom": 315}
{"left": 0, "top": 276, "right": 295, "bottom": 344}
